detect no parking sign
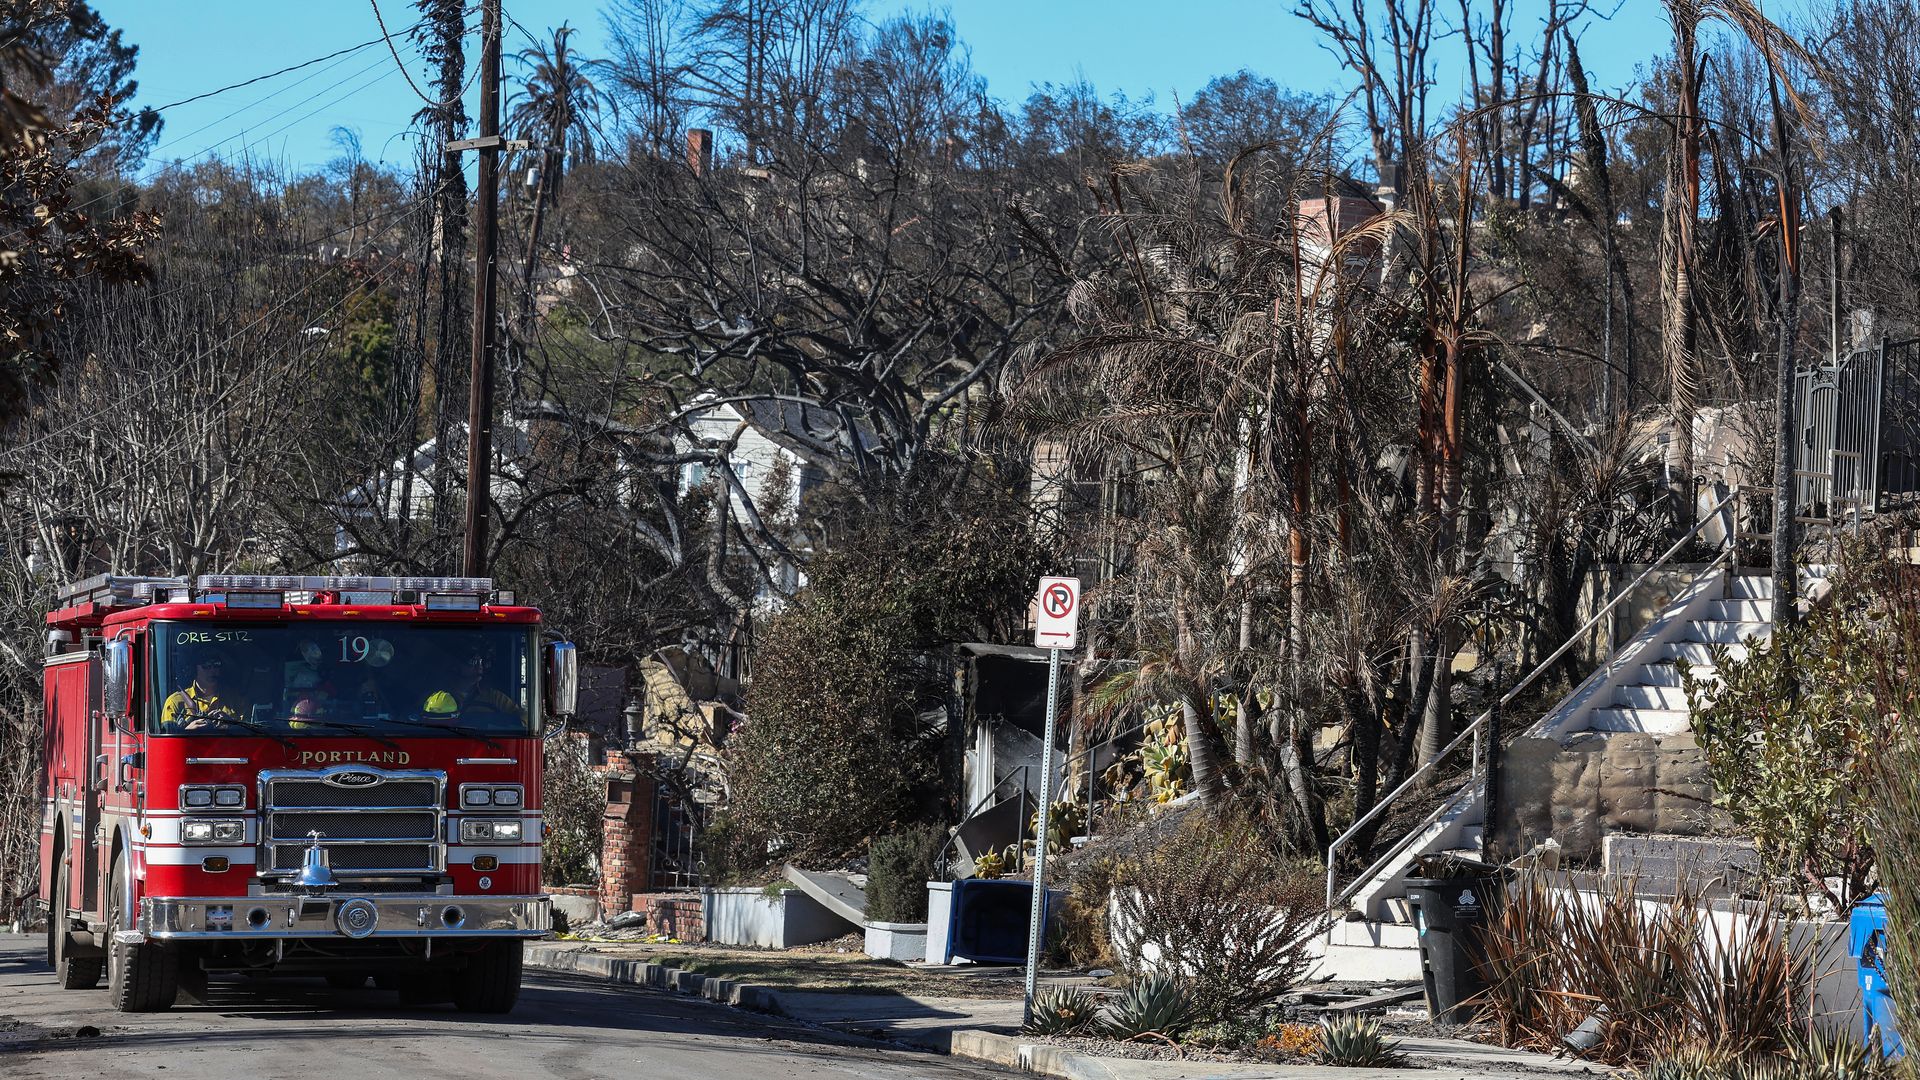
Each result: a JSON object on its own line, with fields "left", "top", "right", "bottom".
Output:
{"left": 1033, "top": 576, "right": 1080, "bottom": 650}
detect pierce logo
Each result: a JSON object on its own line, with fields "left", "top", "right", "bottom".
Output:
{"left": 326, "top": 771, "right": 380, "bottom": 788}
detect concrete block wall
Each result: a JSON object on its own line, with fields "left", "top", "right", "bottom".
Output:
{"left": 1494, "top": 733, "right": 1731, "bottom": 862}
{"left": 598, "top": 749, "right": 658, "bottom": 918}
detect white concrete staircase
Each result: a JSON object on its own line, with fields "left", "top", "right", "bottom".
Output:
{"left": 1316, "top": 570, "right": 1782, "bottom": 982}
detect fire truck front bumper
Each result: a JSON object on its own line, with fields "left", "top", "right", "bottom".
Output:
{"left": 127, "top": 894, "right": 551, "bottom": 942}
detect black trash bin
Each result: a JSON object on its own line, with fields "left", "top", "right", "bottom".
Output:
{"left": 1404, "top": 872, "right": 1505, "bottom": 1023}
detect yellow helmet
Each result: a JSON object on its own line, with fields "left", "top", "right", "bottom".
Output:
{"left": 423, "top": 691, "right": 460, "bottom": 716}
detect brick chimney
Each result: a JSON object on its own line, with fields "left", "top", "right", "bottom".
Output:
{"left": 686, "top": 128, "right": 713, "bottom": 177}
{"left": 1297, "top": 179, "right": 1385, "bottom": 293}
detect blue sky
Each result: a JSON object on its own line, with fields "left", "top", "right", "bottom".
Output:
{"left": 93, "top": 0, "right": 1672, "bottom": 178}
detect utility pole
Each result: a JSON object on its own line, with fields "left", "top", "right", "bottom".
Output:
{"left": 462, "top": 0, "right": 502, "bottom": 578}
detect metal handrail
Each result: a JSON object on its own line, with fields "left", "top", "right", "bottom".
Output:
{"left": 936, "top": 764, "right": 1032, "bottom": 878}
{"left": 1324, "top": 490, "right": 1742, "bottom": 912}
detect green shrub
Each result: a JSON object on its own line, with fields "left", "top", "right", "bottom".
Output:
{"left": 1685, "top": 554, "right": 1892, "bottom": 906}
{"left": 727, "top": 486, "right": 1044, "bottom": 866}
{"left": 866, "top": 825, "right": 945, "bottom": 922}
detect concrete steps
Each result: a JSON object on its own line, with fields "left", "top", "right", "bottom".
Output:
{"left": 1333, "top": 571, "right": 1784, "bottom": 942}
{"left": 1612, "top": 684, "right": 1688, "bottom": 709}
{"left": 1589, "top": 707, "right": 1693, "bottom": 733}
{"left": 1659, "top": 641, "right": 1750, "bottom": 666}
{"left": 1685, "top": 620, "right": 1771, "bottom": 644}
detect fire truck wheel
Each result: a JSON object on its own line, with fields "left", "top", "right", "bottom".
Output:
{"left": 106, "top": 855, "right": 179, "bottom": 1012}
{"left": 451, "top": 941, "right": 524, "bottom": 1014}
{"left": 50, "top": 848, "right": 103, "bottom": 990}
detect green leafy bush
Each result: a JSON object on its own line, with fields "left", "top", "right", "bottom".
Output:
{"left": 866, "top": 825, "right": 945, "bottom": 922}
{"left": 727, "top": 484, "right": 1044, "bottom": 866}
{"left": 1685, "top": 557, "right": 1891, "bottom": 906}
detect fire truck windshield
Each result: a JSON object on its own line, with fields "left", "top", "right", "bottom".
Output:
{"left": 150, "top": 622, "right": 536, "bottom": 737}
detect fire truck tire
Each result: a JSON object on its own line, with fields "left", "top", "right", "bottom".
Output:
{"left": 106, "top": 856, "right": 178, "bottom": 1012}
{"left": 50, "top": 849, "right": 103, "bottom": 990}
{"left": 452, "top": 941, "right": 523, "bottom": 1014}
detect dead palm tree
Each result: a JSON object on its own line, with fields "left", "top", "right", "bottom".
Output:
{"left": 1655, "top": 0, "right": 1810, "bottom": 535}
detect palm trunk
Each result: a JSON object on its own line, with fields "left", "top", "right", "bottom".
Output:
{"left": 1181, "top": 693, "right": 1228, "bottom": 807}
{"left": 1662, "top": 16, "right": 1702, "bottom": 534}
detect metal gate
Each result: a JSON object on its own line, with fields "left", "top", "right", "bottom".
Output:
{"left": 1795, "top": 336, "right": 1920, "bottom": 515}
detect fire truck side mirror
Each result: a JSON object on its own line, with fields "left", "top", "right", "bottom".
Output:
{"left": 102, "top": 639, "right": 134, "bottom": 728}
{"left": 549, "top": 641, "right": 579, "bottom": 720}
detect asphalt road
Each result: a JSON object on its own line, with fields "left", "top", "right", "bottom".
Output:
{"left": 0, "top": 936, "right": 1013, "bottom": 1080}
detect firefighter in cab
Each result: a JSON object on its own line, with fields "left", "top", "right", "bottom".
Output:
{"left": 161, "top": 647, "right": 253, "bottom": 732}
{"left": 422, "top": 647, "right": 517, "bottom": 722}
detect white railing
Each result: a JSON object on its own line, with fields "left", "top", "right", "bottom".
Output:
{"left": 1324, "top": 490, "right": 1741, "bottom": 913}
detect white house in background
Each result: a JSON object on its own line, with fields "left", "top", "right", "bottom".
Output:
{"left": 674, "top": 395, "right": 880, "bottom": 604}
{"left": 332, "top": 420, "right": 537, "bottom": 568}
{"left": 673, "top": 395, "right": 873, "bottom": 518}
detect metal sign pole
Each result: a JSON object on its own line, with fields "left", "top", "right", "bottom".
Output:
{"left": 1023, "top": 645, "right": 1062, "bottom": 1027}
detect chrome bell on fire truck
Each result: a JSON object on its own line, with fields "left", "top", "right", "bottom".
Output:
{"left": 293, "top": 831, "right": 336, "bottom": 890}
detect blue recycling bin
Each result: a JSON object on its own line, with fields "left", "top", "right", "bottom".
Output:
{"left": 945, "top": 878, "right": 1059, "bottom": 964}
{"left": 1852, "top": 894, "right": 1905, "bottom": 1058}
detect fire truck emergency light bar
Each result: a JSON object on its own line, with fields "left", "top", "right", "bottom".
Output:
{"left": 56, "top": 573, "right": 502, "bottom": 610}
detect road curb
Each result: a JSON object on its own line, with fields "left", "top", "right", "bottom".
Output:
{"left": 525, "top": 943, "right": 781, "bottom": 1012}
{"left": 951, "top": 1028, "right": 1131, "bottom": 1080}
{"left": 522, "top": 945, "right": 1123, "bottom": 1079}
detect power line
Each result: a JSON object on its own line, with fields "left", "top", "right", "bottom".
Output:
{"left": 149, "top": 28, "right": 413, "bottom": 114}
{"left": 0, "top": 53, "right": 405, "bottom": 250}
{"left": 370, "top": 0, "right": 492, "bottom": 109}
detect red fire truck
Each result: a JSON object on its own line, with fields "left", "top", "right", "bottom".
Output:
{"left": 38, "top": 573, "right": 574, "bottom": 1013}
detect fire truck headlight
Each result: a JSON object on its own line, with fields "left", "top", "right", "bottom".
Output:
{"left": 491, "top": 787, "right": 521, "bottom": 807}
{"left": 463, "top": 787, "right": 492, "bottom": 807}
{"left": 182, "top": 818, "right": 245, "bottom": 844}
{"left": 181, "top": 785, "right": 246, "bottom": 809}
{"left": 460, "top": 819, "right": 521, "bottom": 843}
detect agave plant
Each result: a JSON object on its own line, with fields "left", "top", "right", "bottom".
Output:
{"left": 1640, "top": 1045, "right": 1734, "bottom": 1080}
{"left": 1100, "top": 975, "right": 1197, "bottom": 1040}
{"left": 1023, "top": 986, "right": 1098, "bottom": 1036}
{"left": 1313, "top": 1016, "right": 1400, "bottom": 1067}
{"left": 1028, "top": 799, "right": 1087, "bottom": 856}
{"left": 1784, "top": 1030, "right": 1892, "bottom": 1080}
{"left": 972, "top": 848, "right": 1006, "bottom": 879}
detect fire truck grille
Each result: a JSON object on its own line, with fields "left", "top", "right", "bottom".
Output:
{"left": 266, "top": 779, "right": 438, "bottom": 807}
{"left": 260, "top": 771, "right": 444, "bottom": 877}
{"left": 270, "top": 844, "right": 437, "bottom": 872}
{"left": 269, "top": 811, "right": 438, "bottom": 842}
